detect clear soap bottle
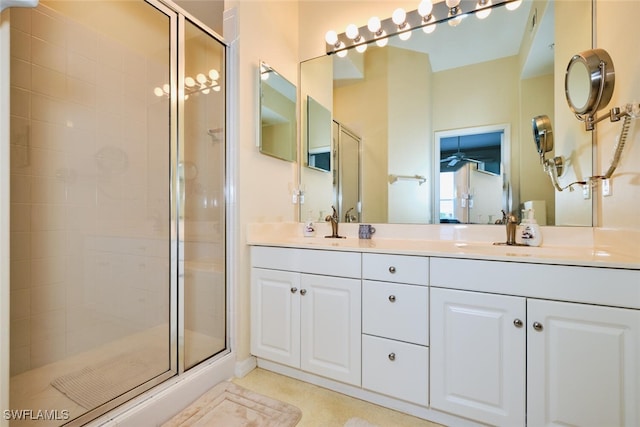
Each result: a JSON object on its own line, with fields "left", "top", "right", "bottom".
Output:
{"left": 521, "top": 209, "right": 542, "bottom": 247}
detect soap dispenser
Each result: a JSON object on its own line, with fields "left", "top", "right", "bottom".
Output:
{"left": 303, "top": 210, "right": 316, "bottom": 237}
{"left": 521, "top": 209, "right": 542, "bottom": 247}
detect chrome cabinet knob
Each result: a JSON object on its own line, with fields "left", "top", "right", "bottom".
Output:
{"left": 388, "top": 352, "right": 396, "bottom": 361}
{"left": 533, "top": 321, "right": 543, "bottom": 331}
{"left": 300, "top": 289, "right": 307, "bottom": 296}
{"left": 513, "top": 319, "right": 523, "bottom": 328}
{"left": 388, "top": 295, "right": 396, "bottom": 302}
{"left": 388, "top": 266, "right": 396, "bottom": 273}
{"left": 290, "top": 287, "right": 298, "bottom": 293}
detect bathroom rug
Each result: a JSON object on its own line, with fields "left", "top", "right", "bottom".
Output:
{"left": 162, "top": 381, "right": 302, "bottom": 427}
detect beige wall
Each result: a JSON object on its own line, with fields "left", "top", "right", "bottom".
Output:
{"left": 520, "top": 74, "right": 556, "bottom": 225}
{"left": 226, "top": 0, "right": 299, "bottom": 362}
{"left": 334, "top": 48, "right": 389, "bottom": 223}
{"left": 595, "top": 0, "right": 640, "bottom": 230}
{"left": 387, "top": 48, "right": 432, "bottom": 224}
{"left": 554, "top": 0, "right": 593, "bottom": 225}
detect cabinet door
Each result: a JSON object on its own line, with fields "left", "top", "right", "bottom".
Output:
{"left": 528, "top": 299, "right": 640, "bottom": 427}
{"left": 251, "top": 268, "right": 300, "bottom": 367}
{"left": 431, "top": 288, "right": 526, "bottom": 426}
{"left": 300, "top": 274, "right": 361, "bottom": 386}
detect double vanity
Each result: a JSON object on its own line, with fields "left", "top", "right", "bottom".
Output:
{"left": 248, "top": 223, "right": 639, "bottom": 427}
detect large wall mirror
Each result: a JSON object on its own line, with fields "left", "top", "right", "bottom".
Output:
{"left": 260, "top": 62, "right": 297, "bottom": 162}
{"left": 300, "top": 0, "right": 594, "bottom": 226}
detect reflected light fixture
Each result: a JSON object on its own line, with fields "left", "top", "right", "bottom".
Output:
{"left": 154, "top": 68, "right": 221, "bottom": 98}
{"left": 505, "top": 0, "right": 522, "bottom": 11}
{"left": 324, "top": 0, "right": 523, "bottom": 55}
{"left": 475, "top": 0, "right": 492, "bottom": 19}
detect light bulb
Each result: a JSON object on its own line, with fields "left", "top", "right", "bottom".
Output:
{"left": 185, "top": 77, "right": 195, "bottom": 87}
{"left": 475, "top": 0, "right": 492, "bottom": 19}
{"left": 153, "top": 87, "right": 163, "bottom": 97}
{"left": 375, "top": 31, "right": 388, "bottom": 47}
{"left": 398, "top": 27, "right": 412, "bottom": 41}
{"left": 213, "top": 85, "right": 221, "bottom": 92}
{"left": 202, "top": 88, "right": 210, "bottom": 95}
{"left": 422, "top": 14, "right": 436, "bottom": 34}
{"left": 446, "top": 0, "right": 461, "bottom": 8}
{"left": 345, "top": 24, "right": 359, "bottom": 40}
{"left": 336, "top": 41, "right": 347, "bottom": 57}
{"left": 356, "top": 43, "right": 367, "bottom": 53}
{"left": 392, "top": 8, "right": 406, "bottom": 26}
{"left": 162, "top": 84, "right": 170, "bottom": 93}
{"left": 367, "top": 16, "right": 381, "bottom": 33}
{"left": 423, "top": 22, "right": 436, "bottom": 34}
{"left": 209, "top": 69, "right": 219, "bottom": 80}
{"left": 505, "top": 0, "right": 522, "bottom": 10}
{"left": 418, "top": 0, "right": 433, "bottom": 17}
{"left": 196, "top": 73, "right": 207, "bottom": 84}
{"left": 448, "top": 14, "right": 463, "bottom": 27}
{"left": 325, "top": 30, "right": 338, "bottom": 45}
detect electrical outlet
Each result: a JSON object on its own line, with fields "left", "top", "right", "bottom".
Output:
{"left": 582, "top": 184, "right": 591, "bottom": 200}
{"left": 291, "top": 192, "right": 298, "bottom": 204}
{"left": 602, "top": 178, "right": 612, "bottom": 197}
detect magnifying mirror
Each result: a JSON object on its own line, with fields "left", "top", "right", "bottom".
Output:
{"left": 532, "top": 115, "right": 553, "bottom": 156}
{"left": 531, "top": 115, "right": 564, "bottom": 191}
{"left": 565, "top": 48, "right": 615, "bottom": 130}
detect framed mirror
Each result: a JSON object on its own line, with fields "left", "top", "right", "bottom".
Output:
{"left": 300, "top": 0, "right": 594, "bottom": 226}
{"left": 259, "top": 62, "right": 297, "bottom": 162}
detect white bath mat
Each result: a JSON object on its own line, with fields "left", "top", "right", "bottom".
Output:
{"left": 344, "top": 417, "right": 379, "bottom": 427}
{"left": 162, "top": 382, "right": 302, "bottom": 427}
{"left": 51, "top": 352, "right": 166, "bottom": 409}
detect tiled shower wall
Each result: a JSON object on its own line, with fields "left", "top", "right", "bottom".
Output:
{"left": 9, "top": 4, "right": 170, "bottom": 375}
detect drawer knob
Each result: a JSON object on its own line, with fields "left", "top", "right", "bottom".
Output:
{"left": 290, "top": 287, "right": 298, "bottom": 294}
{"left": 388, "top": 295, "right": 396, "bottom": 302}
{"left": 388, "top": 266, "right": 396, "bottom": 273}
{"left": 533, "top": 321, "right": 543, "bottom": 331}
{"left": 388, "top": 352, "right": 396, "bottom": 361}
{"left": 300, "top": 289, "right": 307, "bottom": 296}
{"left": 513, "top": 318, "right": 523, "bottom": 328}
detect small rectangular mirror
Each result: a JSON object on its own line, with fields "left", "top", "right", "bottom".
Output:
{"left": 306, "top": 96, "right": 332, "bottom": 172}
{"left": 259, "top": 62, "right": 297, "bottom": 162}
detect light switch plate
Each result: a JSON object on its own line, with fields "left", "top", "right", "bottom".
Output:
{"left": 602, "top": 178, "right": 611, "bottom": 197}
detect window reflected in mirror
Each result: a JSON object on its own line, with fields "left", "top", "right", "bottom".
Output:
{"left": 259, "top": 62, "right": 297, "bottom": 162}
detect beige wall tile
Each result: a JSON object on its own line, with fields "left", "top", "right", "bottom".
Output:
{"left": 10, "top": 260, "right": 31, "bottom": 291}
{"left": 10, "top": 289, "right": 30, "bottom": 321}
{"left": 32, "top": 37, "right": 65, "bottom": 73}
{"left": 31, "top": 284, "right": 66, "bottom": 314}
{"left": 31, "top": 256, "right": 66, "bottom": 286}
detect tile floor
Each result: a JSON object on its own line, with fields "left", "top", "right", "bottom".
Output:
{"left": 232, "top": 368, "right": 444, "bottom": 427}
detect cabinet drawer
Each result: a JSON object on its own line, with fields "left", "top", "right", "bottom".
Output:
{"left": 251, "top": 246, "right": 361, "bottom": 278}
{"left": 362, "top": 280, "right": 428, "bottom": 345}
{"left": 362, "top": 334, "right": 428, "bottom": 406}
{"left": 362, "top": 253, "right": 428, "bottom": 285}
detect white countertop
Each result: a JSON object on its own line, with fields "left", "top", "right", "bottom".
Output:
{"left": 247, "top": 222, "right": 640, "bottom": 270}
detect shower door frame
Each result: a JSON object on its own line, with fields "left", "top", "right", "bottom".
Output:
{"left": 0, "top": 0, "right": 232, "bottom": 425}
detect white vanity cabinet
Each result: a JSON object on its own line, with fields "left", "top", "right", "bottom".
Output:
{"left": 250, "top": 246, "right": 362, "bottom": 386}
{"left": 430, "top": 287, "right": 526, "bottom": 426}
{"left": 430, "top": 257, "right": 640, "bottom": 427}
{"left": 361, "top": 253, "right": 429, "bottom": 406}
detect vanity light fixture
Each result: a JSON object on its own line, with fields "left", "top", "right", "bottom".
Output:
{"left": 325, "top": 0, "right": 524, "bottom": 56}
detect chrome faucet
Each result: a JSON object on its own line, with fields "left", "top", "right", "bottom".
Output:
{"left": 325, "top": 206, "right": 345, "bottom": 238}
{"left": 494, "top": 210, "right": 523, "bottom": 246}
{"left": 344, "top": 207, "right": 357, "bottom": 223}
{"left": 505, "top": 212, "right": 518, "bottom": 245}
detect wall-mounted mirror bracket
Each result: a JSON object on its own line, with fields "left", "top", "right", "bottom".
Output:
{"left": 532, "top": 115, "right": 565, "bottom": 192}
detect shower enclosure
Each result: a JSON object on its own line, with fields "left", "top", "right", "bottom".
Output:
{"left": 5, "top": 0, "right": 228, "bottom": 425}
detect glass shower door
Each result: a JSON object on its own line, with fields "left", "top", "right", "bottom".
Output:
{"left": 8, "top": 1, "right": 175, "bottom": 424}
{"left": 180, "top": 18, "right": 227, "bottom": 371}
